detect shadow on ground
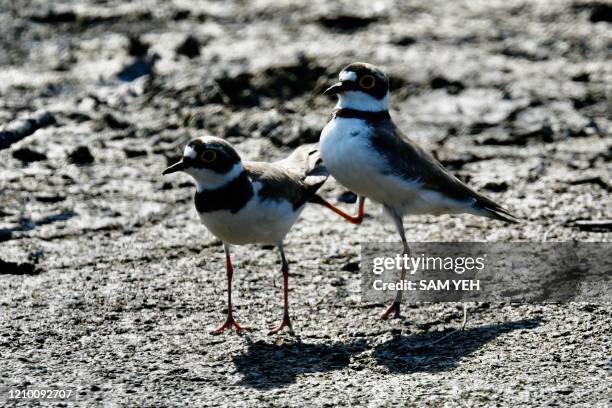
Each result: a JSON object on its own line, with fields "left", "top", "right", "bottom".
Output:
{"left": 232, "top": 338, "right": 368, "bottom": 390}
{"left": 233, "top": 319, "right": 541, "bottom": 389}
{"left": 373, "top": 318, "right": 541, "bottom": 374}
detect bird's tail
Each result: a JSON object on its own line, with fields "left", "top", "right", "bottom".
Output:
{"left": 476, "top": 200, "right": 520, "bottom": 224}
{"left": 277, "top": 144, "right": 329, "bottom": 190}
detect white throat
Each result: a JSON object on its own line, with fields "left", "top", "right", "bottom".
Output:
{"left": 185, "top": 161, "right": 245, "bottom": 192}
{"left": 336, "top": 90, "right": 389, "bottom": 112}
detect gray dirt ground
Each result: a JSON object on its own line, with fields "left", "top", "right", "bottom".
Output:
{"left": 0, "top": 0, "right": 611, "bottom": 406}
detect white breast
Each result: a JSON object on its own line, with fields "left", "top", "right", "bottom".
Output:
{"left": 321, "top": 118, "right": 378, "bottom": 194}
{"left": 320, "top": 117, "right": 474, "bottom": 216}
{"left": 198, "top": 183, "right": 302, "bottom": 245}
{"left": 320, "top": 118, "right": 413, "bottom": 205}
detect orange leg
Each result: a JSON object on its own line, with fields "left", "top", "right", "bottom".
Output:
{"left": 380, "top": 206, "right": 409, "bottom": 320}
{"left": 310, "top": 195, "right": 366, "bottom": 225}
{"left": 210, "top": 244, "right": 252, "bottom": 334}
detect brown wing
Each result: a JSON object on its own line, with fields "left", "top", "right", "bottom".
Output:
{"left": 372, "top": 120, "right": 518, "bottom": 223}
{"left": 244, "top": 145, "right": 328, "bottom": 210}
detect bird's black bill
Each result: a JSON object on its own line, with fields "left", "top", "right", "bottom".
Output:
{"left": 323, "top": 82, "right": 344, "bottom": 95}
{"left": 163, "top": 160, "right": 186, "bottom": 175}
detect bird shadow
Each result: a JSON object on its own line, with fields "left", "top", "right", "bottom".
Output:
{"left": 232, "top": 318, "right": 541, "bottom": 389}
{"left": 373, "top": 318, "right": 542, "bottom": 374}
{"left": 232, "top": 338, "right": 368, "bottom": 390}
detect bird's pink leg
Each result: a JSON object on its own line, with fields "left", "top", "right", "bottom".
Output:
{"left": 311, "top": 195, "right": 366, "bottom": 225}
{"left": 210, "top": 245, "right": 252, "bottom": 334}
{"left": 269, "top": 245, "right": 294, "bottom": 335}
{"left": 380, "top": 206, "right": 409, "bottom": 320}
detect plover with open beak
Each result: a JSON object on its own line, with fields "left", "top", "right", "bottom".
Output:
{"left": 163, "top": 136, "right": 328, "bottom": 335}
{"left": 320, "top": 62, "right": 519, "bottom": 320}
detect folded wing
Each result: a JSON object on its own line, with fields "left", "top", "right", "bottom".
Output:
{"left": 372, "top": 121, "right": 519, "bottom": 223}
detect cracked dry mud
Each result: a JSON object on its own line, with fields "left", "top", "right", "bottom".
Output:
{"left": 0, "top": 0, "right": 610, "bottom": 406}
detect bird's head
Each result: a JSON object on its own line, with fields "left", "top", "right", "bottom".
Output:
{"left": 324, "top": 62, "right": 390, "bottom": 111}
{"left": 163, "top": 136, "right": 243, "bottom": 190}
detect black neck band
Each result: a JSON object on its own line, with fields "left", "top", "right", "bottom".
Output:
{"left": 195, "top": 171, "right": 253, "bottom": 214}
{"left": 332, "top": 108, "right": 390, "bottom": 122}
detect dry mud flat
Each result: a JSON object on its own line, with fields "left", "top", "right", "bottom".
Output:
{"left": 0, "top": 0, "right": 611, "bottom": 406}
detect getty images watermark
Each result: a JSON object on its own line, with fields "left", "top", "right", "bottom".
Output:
{"left": 372, "top": 252, "right": 486, "bottom": 292}
{"left": 361, "top": 242, "right": 611, "bottom": 303}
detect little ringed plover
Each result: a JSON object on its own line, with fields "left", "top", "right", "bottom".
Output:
{"left": 320, "top": 62, "right": 519, "bottom": 320}
{"left": 163, "top": 136, "right": 328, "bottom": 334}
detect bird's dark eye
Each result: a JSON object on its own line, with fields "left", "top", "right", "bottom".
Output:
{"left": 200, "top": 150, "right": 216, "bottom": 163}
{"left": 359, "top": 75, "right": 376, "bottom": 89}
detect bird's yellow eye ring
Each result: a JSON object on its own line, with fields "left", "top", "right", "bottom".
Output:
{"left": 359, "top": 75, "right": 376, "bottom": 89}
{"left": 200, "top": 150, "right": 216, "bottom": 163}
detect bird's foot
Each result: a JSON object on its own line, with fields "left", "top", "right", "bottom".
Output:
{"left": 268, "top": 314, "right": 294, "bottom": 335}
{"left": 210, "top": 315, "right": 252, "bottom": 335}
{"left": 380, "top": 301, "right": 401, "bottom": 320}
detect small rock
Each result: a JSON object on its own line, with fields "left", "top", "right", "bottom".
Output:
{"left": 568, "top": 220, "right": 612, "bottom": 232}
{"left": 571, "top": 93, "right": 598, "bottom": 110}
{"left": 589, "top": 3, "right": 612, "bottom": 23}
{"left": 501, "top": 46, "right": 549, "bottom": 61}
{"left": 430, "top": 76, "right": 465, "bottom": 95}
{"left": 168, "top": 367, "right": 189, "bottom": 375}
{"left": 35, "top": 194, "right": 66, "bottom": 203}
{"left": 128, "top": 36, "right": 149, "bottom": 57}
{"left": 68, "top": 146, "right": 94, "bottom": 164}
{"left": 571, "top": 72, "right": 590, "bottom": 82}
{"left": 318, "top": 15, "right": 379, "bottom": 32}
{"left": 393, "top": 36, "right": 417, "bottom": 46}
{"left": 176, "top": 35, "right": 201, "bottom": 58}
{"left": 102, "top": 113, "right": 131, "bottom": 130}
{"left": 342, "top": 262, "right": 360, "bottom": 272}
{"left": 66, "top": 111, "right": 92, "bottom": 123}
{"left": 172, "top": 9, "right": 191, "bottom": 21}
{"left": 579, "top": 304, "right": 597, "bottom": 312}
{"left": 482, "top": 181, "right": 509, "bottom": 193}
{"left": 124, "top": 147, "right": 148, "bottom": 158}
{"left": 338, "top": 191, "right": 357, "bottom": 204}
{"left": 0, "top": 259, "right": 40, "bottom": 275}
{"left": 555, "top": 389, "right": 573, "bottom": 395}
{"left": 29, "top": 10, "right": 77, "bottom": 23}
{"left": 12, "top": 147, "right": 47, "bottom": 162}
{"left": 468, "top": 122, "right": 498, "bottom": 135}
{"left": 567, "top": 176, "right": 611, "bottom": 192}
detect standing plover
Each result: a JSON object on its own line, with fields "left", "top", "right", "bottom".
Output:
{"left": 320, "top": 62, "right": 518, "bottom": 320}
{"left": 163, "top": 136, "right": 327, "bottom": 334}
